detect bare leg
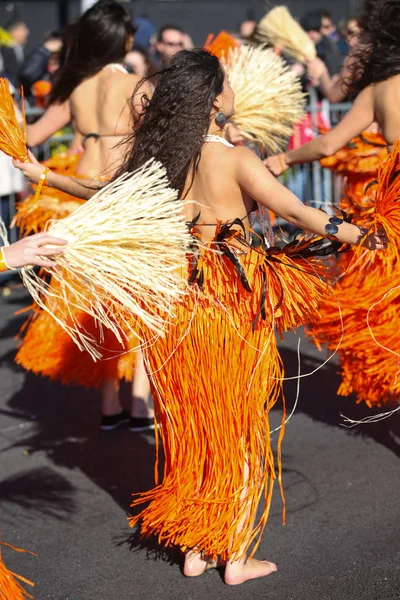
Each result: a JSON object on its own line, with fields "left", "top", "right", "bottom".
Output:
{"left": 131, "top": 349, "right": 154, "bottom": 418}
{"left": 183, "top": 550, "right": 219, "bottom": 577}
{"left": 101, "top": 379, "right": 122, "bottom": 415}
{"left": 224, "top": 458, "right": 277, "bottom": 585}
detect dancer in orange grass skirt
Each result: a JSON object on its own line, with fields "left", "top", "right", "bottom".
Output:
{"left": 19, "top": 48, "right": 382, "bottom": 584}
{"left": 265, "top": 0, "right": 400, "bottom": 409}
{"left": 12, "top": 1, "right": 155, "bottom": 430}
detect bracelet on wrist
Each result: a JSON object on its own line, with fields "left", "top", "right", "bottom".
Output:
{"left": 0, "top": 246, "right": 16, "bottom": 272}
{"left": 278, "top": 153, "right": 287, "bottom": 172}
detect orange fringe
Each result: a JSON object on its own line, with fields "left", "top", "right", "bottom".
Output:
{"left": 0, "top": 542, "right": 35, "bottom": 600}
{"left": 0, "top": 78, "right": 28, "bottom": 162}
{"left": 309, "top": 139, "right": 400, "bottom": 407}
{"left": 15, "top": 278, "right": 136, "bottom": 389}
{"left": 129, "top": 227, "right": 331, "bottom": 561}
{"left": 204, "top": 31, "right": 239, "bottom": 60}
{"left": 13, "top": 152, "right": 84, "bottom": 236}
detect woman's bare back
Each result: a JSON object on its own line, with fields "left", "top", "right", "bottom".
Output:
{"left": 184, "top": 141, "right": 255, "bottom": 242}
{"left": 372, "top": 76, "right": 400, "bottom": 145}
{"left": 70, "top": 65, "right": 140, "bottom": 178}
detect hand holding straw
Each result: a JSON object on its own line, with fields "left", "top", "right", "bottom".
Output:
{"left": 0, "top": 77, "right": 28, "bottom": 162}
{"left": 18, "top": 159, "right": 191, "bottom": 361}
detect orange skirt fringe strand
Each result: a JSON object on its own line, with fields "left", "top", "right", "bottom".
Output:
{"left": 0, "top": 542, "right": 35, "bottom": 600}
{"left": 128, "top": 221, "right": 333, "bottom": 561}
{"left": 309, "top": 139, "right": 400, "bottom": 407}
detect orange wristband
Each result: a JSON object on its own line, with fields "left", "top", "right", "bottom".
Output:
{"left": 33, "top": 167, "right": 50, "bottom": 203}
{"left": 278, "top": 153, "right": 287, "bottom": 172}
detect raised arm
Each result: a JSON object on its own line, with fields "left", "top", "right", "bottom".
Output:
{"left": 26, "top": 101, "right": 71, "bottom": 147}
{"left": 265, "top": 86, "right": 375, "bottom": 176}
{"left": 234, "top": 147, "right": 385, "bottom": 249}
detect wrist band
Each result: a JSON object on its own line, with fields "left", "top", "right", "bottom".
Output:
{"left": 0, "top": 246, "right": 15, "bottom": 272}
{"left": 33, "top": 167, "right": 50, "bottom": 204}
{"left": 325, "top": 215, "right": 343, "bottom": 237}
{"left": 278, "top": 153, "right": 287, "bottom": 172}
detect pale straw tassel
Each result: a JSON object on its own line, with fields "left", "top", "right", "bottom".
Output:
{"left": 255, "top": 6, "right": 317, "bottom": 63}
{"left": 20, "top": 159, "right": 191, "bottom": 361}
{"left": 222, "top": 44, "right": 305, "bottom": 152}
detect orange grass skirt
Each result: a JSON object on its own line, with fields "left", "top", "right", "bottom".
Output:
{"left": 129, "top": 230, "right": 332, "bottom": 561}
{"left": 15, "top": 278, "right": 136, "bottom": 388}
{"left": 13, "top": 151, "right": 85, "bottom": 236}
{"left": 309, "top": 141, "right": 400, "bottom": 407}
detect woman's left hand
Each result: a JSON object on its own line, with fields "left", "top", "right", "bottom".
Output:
{"left": 264, "top": 154, "right": 288, "bottom": 177}
{"left": 13, "top": 149, "right": 47, "bottom": 184}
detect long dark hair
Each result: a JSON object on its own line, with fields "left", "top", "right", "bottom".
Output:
{"left": 49, "top": 0, "right": 134, "bottom": 104}
{"left": 115, "top": 49, "right": 224, "bottom": 197}
{"left": 349, "top": 0, "right": 400, "bottom": 95}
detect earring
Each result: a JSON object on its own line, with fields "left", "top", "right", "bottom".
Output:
{"left": 215, "top": 111, "right": 227, "bottom": 128}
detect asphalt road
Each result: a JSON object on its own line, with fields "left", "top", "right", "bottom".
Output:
{"left": 1, "top": 282, "right": 399, "bottom": 600}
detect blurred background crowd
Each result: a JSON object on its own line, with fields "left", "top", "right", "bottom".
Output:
{"left": 0, "top": 2, "right": 360, "bottom": 108}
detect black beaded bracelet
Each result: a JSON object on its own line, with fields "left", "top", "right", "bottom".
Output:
{"left": 325, "top": 216, "right": 343, "bottom": 236}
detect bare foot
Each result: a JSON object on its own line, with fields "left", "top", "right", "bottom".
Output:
{"left": 183, "top": 551, "right": 218, "bottom": 577}
{"left": 224, "top": 558, "right": 277, "bottom": 585}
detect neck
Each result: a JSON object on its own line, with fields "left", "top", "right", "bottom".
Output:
{"left": 206, "top": 124, "right": 225, "bottom": 138}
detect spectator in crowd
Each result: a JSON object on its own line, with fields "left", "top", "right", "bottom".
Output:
{"left": 125, "top": 44, "right": 155, "bottom": 78}
{"left": 1, "top": 19, "right": 30, "bottom": 86}
{"left": 133, "top": 15, "right": 156, "bottom": 50}
{"left": 301, "top": 10, "right": 342, "bottom": 76}
{"left": 19, "top": 30, "right": 63, "bottom": 104}
{"left": 337, "top": 17, "right": 361, "bottom": 56}
{"left": 320, "top": 10, "right": 339, "bottom": 40}
{"left": 238, "top": 10, "right": 257, "bottom": 41}
{"left": 153, "top": 25, "right": 193, "bottom": 68}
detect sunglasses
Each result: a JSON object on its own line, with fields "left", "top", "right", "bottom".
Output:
{"left": 347, "top": 28, "right": 359, "bottom": 36}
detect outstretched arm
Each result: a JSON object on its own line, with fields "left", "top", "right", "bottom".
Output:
{"left": 234, "top": 147, "right": 385, "bottom": 249}
{"left": 13, "top": 151, "right": 99, "bottom": 200}
{"left": 26, "top": 101, "right": 71, "bottom": 147}
{"left": 265, "top": 86, "right": 375, "bottom": 175}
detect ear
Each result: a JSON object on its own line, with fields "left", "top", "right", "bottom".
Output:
{"left": 213, "top": 91, "right": 224, "bottom": 112}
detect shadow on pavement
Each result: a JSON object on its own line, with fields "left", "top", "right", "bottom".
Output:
{"left": 4, "top": 373, "right": 157, "bottom": 515}
{"left": 279, "top": 346, "right": 400, "bottom": 457}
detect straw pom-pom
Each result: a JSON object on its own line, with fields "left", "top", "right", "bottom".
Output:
{"left": 222, "top": 44, "right": 305, "bottom": 152}
{"left": 20, "top": 159, "right": 191, "bottom": 361}
{"left": 0, "top": 78, "right": 28, "bottom": 162}
{"left": 255, "top": 6, "right": 317, "bottom": 63}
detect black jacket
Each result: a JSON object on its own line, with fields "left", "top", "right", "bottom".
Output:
{"left": 19, "top": 45, "right": 52, "bottom": 94}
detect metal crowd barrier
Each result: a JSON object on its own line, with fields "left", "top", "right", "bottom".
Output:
{"left": 0, "top": 99, "right": 352, "bottom": 283}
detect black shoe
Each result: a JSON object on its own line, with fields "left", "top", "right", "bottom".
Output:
{"left": 100, "top": 409, "right": 130, "bottom": 431}
{"left": 128, "top": 416, "right": 155, "bottom": 432}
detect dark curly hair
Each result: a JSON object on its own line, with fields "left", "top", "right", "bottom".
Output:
{"left": 115, "top": 49, "right": 225, "bottom": 197}
{"left": 349, "top": 0, "right": 400, "bottom": 95}
{"left": 49, "top": 0, "right": 134, "bottom": 104}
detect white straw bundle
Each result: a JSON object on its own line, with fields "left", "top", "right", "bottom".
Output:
{"left": 222, "top": 44, "right": 305, "bottom": 152}
{"left": 20, "top": 159, "right": 190, "bottom": 360}
{"left": 255, "top": 6, "right": 317, "bottom": 63}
